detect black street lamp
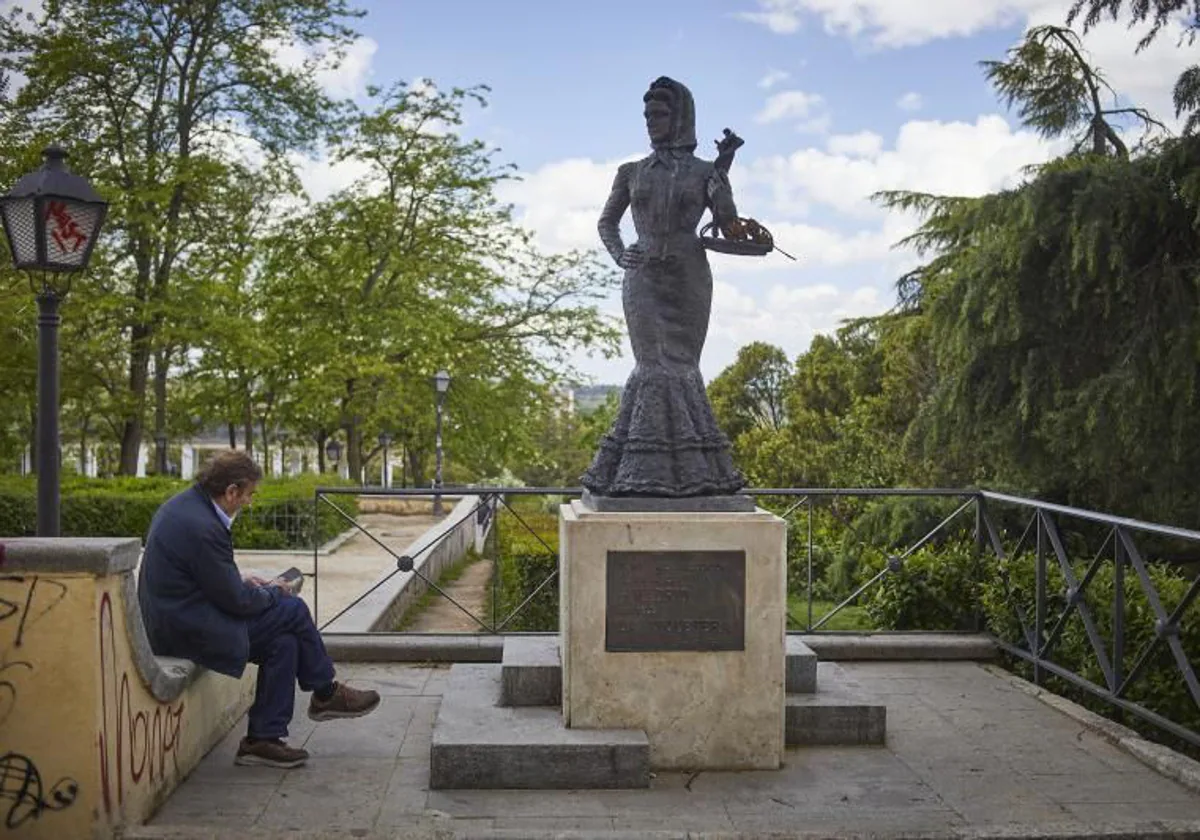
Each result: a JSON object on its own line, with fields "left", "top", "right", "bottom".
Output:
{"left": 378, "top": 431, "right": 393, "bottom": 488}
{"left": 432, "top": 369, "right": 451, "bottom": 515}
{"left": 324, "top": 437, "right": 342, "bottom": 474}
{"left": 154, "top": 431, "right": 168, "bottom": 475}
{"left": 1, "top": 146, "right": 108, "bottom": 537}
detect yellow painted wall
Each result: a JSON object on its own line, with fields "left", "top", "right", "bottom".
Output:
{"left": 1, "top": 568, "right": 254, "bottom": 839}
{"left": 2, "top": 572, "right": 97, "bottom": 839}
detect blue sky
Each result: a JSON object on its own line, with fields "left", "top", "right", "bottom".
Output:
{"left": 356, "top": 0, "right": 1013, "bottom": 166}
{"left": 299, "top": 0, "right": 1192, "bottom": 383}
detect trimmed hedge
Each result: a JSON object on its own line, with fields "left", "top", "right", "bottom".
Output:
{"left": 0, "top": 473, "right": 358, "bottom": 550}
{"left": 492, "top": 501, "right": 558, "bottom": 631}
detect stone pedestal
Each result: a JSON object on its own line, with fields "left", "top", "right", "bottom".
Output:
{"left": 559, "top": 500, "right": 786, "bottom": 770}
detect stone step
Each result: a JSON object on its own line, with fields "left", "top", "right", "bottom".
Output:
{"left": 501, "top": 635, "right": 561, "bottom": 706}
{"left": 786, "top": 635, "right": 817, "bottom": 694}
{"left": 431, "top": 664, "right": 650, "bottom": 789}
{"left": 500, "top": 635, "right": 818, "bottom": 706}
{"left": 785, "top": 664, "right": 886, "bottom": 747}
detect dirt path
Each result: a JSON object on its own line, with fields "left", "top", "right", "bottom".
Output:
{"left": 404, "top": 554, "right": 495, "bottom": 632}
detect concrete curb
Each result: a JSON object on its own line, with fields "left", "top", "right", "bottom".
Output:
{"left": 318, "top": 632, "right": 1000, "bottom": 664}
{"left": 983, "top": 663, "right": 1200, "bottom": 795}
{"left": 324, "top": 633, "right": 504, "bottom": 662}
{"left": 121, "top": 824, "right": 1200, "bottom": 839}
{"left": 796, "top": 632, "right": 998, "bottom": 661}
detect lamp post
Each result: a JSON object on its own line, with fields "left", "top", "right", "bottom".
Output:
{"left": 432, "top": 369, "right": 450, "bottom": 516}
{"left": 324, "top": 437, "right": 342, "bottom": 476}
{"left": 154, "top": 431, "right": 168, "bottom": 475}
{"left": 1, "top": 146, "right": 108, "bottom": 537}
{"left": 378, "top": 431, "right": 392, "bottom": 488}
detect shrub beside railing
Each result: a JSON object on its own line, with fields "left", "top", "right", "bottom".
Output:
{"left": 979, "top": 550, "right": 1200, "bottom": 753}
{"left": 492, "top": 501, "right": 559, "bottom": 631}
{"left": 0, "top": 474, "right": 358, "bottom": 550}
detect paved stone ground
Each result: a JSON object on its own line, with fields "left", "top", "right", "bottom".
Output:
{"left": 404, "top": 556, "right": 495, "bottom": 632}
{"left": 142, "top": 661, "right": 1200, "bottom": 839}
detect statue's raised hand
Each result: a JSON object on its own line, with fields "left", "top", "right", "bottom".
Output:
{"left": 713, "top": 128, "right": 744, "bottom": 173}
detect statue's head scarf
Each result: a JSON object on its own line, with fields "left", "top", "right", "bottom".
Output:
{"left": 644, "top": 76, "right": 697, "bottom": 154}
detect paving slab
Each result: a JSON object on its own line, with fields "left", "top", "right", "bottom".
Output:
{"left": 144, "top": 660, "right": 1200, "bottom": 839}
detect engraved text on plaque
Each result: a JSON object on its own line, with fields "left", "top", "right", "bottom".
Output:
{"left": 605, "top": 550, "right": 746, "bottom": 651}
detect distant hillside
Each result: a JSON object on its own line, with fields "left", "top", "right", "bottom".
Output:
{"left": 573, "top": 384, "right": 621, "bottom": 413}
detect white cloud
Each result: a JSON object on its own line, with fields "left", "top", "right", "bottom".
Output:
{"left": 498, "top": 155, "right": 640, "bottom": 254}
{"left": 268, "top": 35, "right": 378, "bottom": 98}
{"left": 739, "top": 0, "right": 1193, "bottom": 131}
{"left": 704, "top": 279, "right": 887, "bottom": 375}
{"left": 748, "top": 115, "right": 1058, "bottom": 218}
{"left": 795, "top": 114, "right": 834, "bottom": 135}
{"left": 758, "top": 69, "right": 792, "bottom": 88}
{"left": 897, "top": 92, "right": 924, "bottom": 111}
{"left": 757, "top": 89, "right": 825, "bottom": 124}
{"left": 826, "top": 130, "right": 884, "bottom": 157}
{"left": 738, "top": 3, "right": 805, "bottom": 34}
{"left": 290, "top": 151, "right": 375, "bottom": 203}
{"left": 738, "top": 0, "right": 1048, "bottom": 46}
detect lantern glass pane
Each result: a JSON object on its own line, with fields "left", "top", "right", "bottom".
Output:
{"left": 0, "top": 196, "right": 38, "bottom": 266}
{"left": 41, "top": 197, "right": 102, "bottom": 269}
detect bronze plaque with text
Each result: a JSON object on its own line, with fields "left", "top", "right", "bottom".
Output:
{"left": 605, "top": 550, "right": 745, "bottom": 651}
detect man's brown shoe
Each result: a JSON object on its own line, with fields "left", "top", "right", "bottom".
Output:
{"left": 307, "top": 682, "right": 381, "bottom": 721}
{"left": 234, "top": 737, "right": 308, "bottom": 769}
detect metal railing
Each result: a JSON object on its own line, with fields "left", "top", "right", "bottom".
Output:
{"left": 305, "top": 485, "right": 1200, "bottom": 748}
{"left": 309, "top": 487, "right": 574, "bottom": 634}
{"left": 977, "top": 490, "right": 1200, "bottom": 749}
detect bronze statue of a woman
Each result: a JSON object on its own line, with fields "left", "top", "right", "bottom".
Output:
{"left": 580, "top": 76, "right": 749, "bottom": 506}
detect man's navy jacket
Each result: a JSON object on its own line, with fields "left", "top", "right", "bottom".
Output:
{"left": 137, "top": 484, "right": 278, "bottom": 677}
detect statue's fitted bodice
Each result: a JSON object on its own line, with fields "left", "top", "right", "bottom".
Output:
{"left": 597, "top": 151, "right": 737, "bottom": 264}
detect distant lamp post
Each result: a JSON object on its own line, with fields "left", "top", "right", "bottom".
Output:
{"left": 378, "top": 431, "right": 393, "bottom": 488}
{"left": 432, "top": 369, "right": 451, "bottom": 515}
{"left": 154, "top": 431, "right": 168, "bottom": 475}
{"left": 324, "top": 437, "right": 342, "bottom": 474}
{"left": 1, "top": 146, "right": 108, "bottom": 537}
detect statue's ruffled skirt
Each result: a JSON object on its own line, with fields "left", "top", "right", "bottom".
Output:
{"left": 581, "top": 363, "right": 745, "bottom": 496}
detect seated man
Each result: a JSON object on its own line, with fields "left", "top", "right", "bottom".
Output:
{"left": 137, "top": 449, "right": 379, "bottom": 768}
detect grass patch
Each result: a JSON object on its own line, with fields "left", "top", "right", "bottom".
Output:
{"left": 787, "top": 595, "right": 873, "bottom": 631}
{"left": 394, "top": 547, "right": 488, "bottom": 631}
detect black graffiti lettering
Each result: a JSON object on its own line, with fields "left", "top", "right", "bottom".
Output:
{"left": 0, "top": 660, "right": 32, "bottom": 729}
{"left": 0, "top": 576, "right": 68, "bottom": 651}
{"left": 0, "top": 752, "right": 79, "bottom": 829}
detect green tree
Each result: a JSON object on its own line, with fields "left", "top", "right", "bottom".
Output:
{"left": 981, "top": 25, "right": 1163, "bottom": 158}
{"left": 879, "top": 139, "right": 1200, "bottom": 524}
{"left": 254, "top": 81, "right": 619, "bottom": 483}
{"left": 0, "top": 0, "right": 361, "bottom": 474}
{"left": 1067, "top": 0, "right": 1200, "bottom": 132}
{"left": 708, "top": 342, "right": 791, "bottom": 441}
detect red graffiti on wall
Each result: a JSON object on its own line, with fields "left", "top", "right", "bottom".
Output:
{"left": 96, "top": 593, "right": 185, "bottom": 815}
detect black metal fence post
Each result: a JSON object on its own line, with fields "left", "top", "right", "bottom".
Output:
{"left": 1035, "top": 509, "right": 1046, "bottom": 686}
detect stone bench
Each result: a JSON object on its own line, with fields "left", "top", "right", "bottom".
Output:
{"left": 1, "top": 537, "right": 256, "bottom": 839}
